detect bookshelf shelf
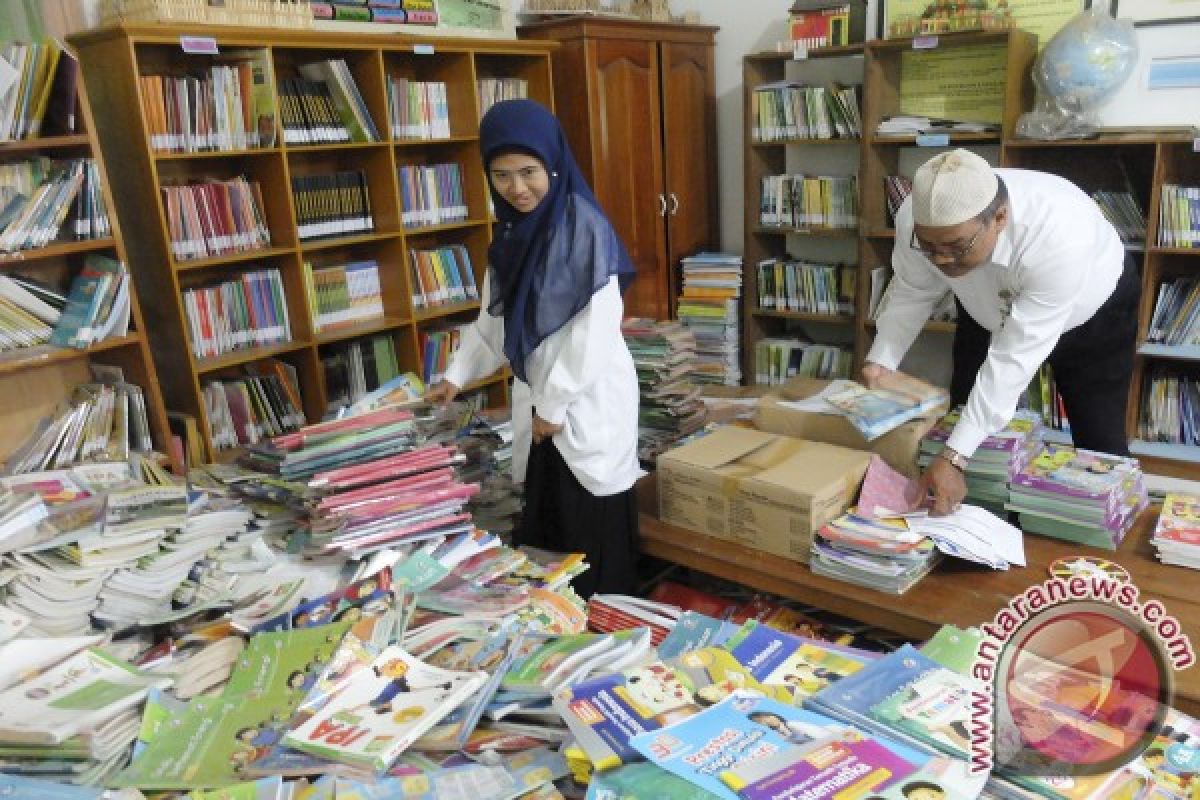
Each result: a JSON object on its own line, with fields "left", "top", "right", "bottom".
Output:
{"left": 745, "top": 44, "right": 865, "bottom": 61}
{"left": 299, "top": 232, "right": 402, "bottom": 253}
{"left": 1130, "top": 440, "right": 1200, "bottom": 465}
{"left": 751, "top": 138, "right": 860, "bottom": 148}
{"left": 750, "top": 225, "right": 858, "bottom": 238}
{"left": 155, "top": 148, "right": 281, "bottom": 161}
{"left": 752, "top": 310, "right": 854, "bottom": 325}
{"left": 193, "top": 340, "right": 312, "bottom": 374}
{"left": 74, "top": 23, "right": 555, "bottom": 459}
{"left": 0, "top": 133, "right": 92, "bottom": 153}
{"left": 0, "top": 333, "right": 142, "bottom": 377}
{"left": 315, "top": 316, "right": 411, "bottom": 346}
{"left": 1137, "top": 343, "right": 1200, "bottom": 361}
{"left": 868, "top": 133, "right": 1002, "bottom": 145}
{"left": 0, "top": 238, "right": 118, "bottom": 267}
{"left": 172, "top": 246, "right": 298, "bottom": 272}
{"left": 1149, "top": 246, "right": 1200, "bottom": 256}
{"left": 413, "top": 299, "right": 482, "bottom": 322}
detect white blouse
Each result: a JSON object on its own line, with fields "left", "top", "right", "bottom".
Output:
{"left": 443, "top": 272, "right": 645, "bottom": 497}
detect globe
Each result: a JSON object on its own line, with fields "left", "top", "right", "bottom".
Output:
{"left": 1034, "top": 11, "right": 1138, "bottom": 114}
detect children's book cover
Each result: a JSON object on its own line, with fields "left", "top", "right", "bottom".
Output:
{"left": 1153, "top": 493, "right": 1200, "bottom": 546}
{"left": 283, "top": 645, "right": 487, "bottom": 771}
{"left": 849, "top": 755, "right": 988, "bottom": 800}
{"left": 630, "top": 691, "right": 896, "bottom": 800}
{"left": 500, "top": 633, "right": 615, "bottom": 696}
{"left": 114, "top": 623, "right": 348, "bottom": 788}
{"left": 251, "top": 568, "right": 393, "bottom": 633}
{"left": 869, "top": 667, "right": 976, "bottom": 758}
{"left": 722, "top": 620, "right": 875, "bottom": 702}
{"left": 656, "top": 611, "right": 739, "bottom": 660}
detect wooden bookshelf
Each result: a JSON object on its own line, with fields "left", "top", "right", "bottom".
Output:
{"left": 0, "top": 73, "right": 174, "bottom": 470}
{"left": 71, "top": 24, "right": 555, "bottom": 459}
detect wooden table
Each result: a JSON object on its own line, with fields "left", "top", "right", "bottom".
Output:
{"left": 635, "top": 478, "right": 1200, "bottom": 717}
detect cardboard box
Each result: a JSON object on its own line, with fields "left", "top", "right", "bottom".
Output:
{"left": 755, "top": 377, "right": 946, "bottom": 479}
{"left": 657, "top": 425, "right": 870, "bottom": 562}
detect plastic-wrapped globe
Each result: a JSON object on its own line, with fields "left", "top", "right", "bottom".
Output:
{"left": 1034, "top": 12, "right": 1137, "bottom": 113}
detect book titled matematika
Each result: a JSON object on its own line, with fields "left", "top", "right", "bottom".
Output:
{"left": 283, "top": 645, "right": 486, "bottom": 771}
{"left": 0, "top": 648, "right": 171, "bottom": 744}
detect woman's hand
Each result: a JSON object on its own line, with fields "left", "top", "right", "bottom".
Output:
{"left": 424, "top": 380, "right": 460, "bottom": 407}
{"left": 532, "top": 414, "right": 564, "bottom": 444}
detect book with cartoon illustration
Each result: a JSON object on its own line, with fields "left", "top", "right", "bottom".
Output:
{"left": 721, "top": 620, "right": 877, "bottom": 702}
{"left": 282, "top": 645, "right": 486, "bottom": 772}
{"left": 249, "top": 567, "right": 393, "bottom": 633}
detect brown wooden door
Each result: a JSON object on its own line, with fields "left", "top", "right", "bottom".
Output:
{"left": 586, "top": 37, "right": 669, "bottom": 320}
{"left": 660, "top": 39, "right": 718, "bottom": 314}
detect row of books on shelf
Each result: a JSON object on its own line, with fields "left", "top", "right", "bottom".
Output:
{"left": 1146, "top": 276, "right": 1200, "bottom": 347}
{"left": 6, "top": 367, "right": 153, "bottom": 473}
{"left": 754, "top": 339, "right": 852, "bottom": 386}
{"left": 386, "top": 77, "right": 450, "bottom": 140}
{"left": 751, "top": 81, "right": 861, "bottom": 142}
{"left": 303, "top": 258, "right": 383, "bottom": 332}
{"left": 1092, "top": 189, "right": 1145, "bottom": 244}
{"left": 204, "top": 362, "right": 305, "bottom": 450}
{"left": 0, "top": 157, "right": 110, "bottom": 252}
{"left": 867, "top": 266, "right": 957, "bottom": 323}
{"left": 139, "top": 51, "right": 276, "bottom": 153}
{"left": 279, "top": 59, "right": 379, "bottom": 145}
{"left": 410, "top": 244, "right": 480, "bottom": 309}
{"left": 398, "top": 162, "right": 468, "bottom": 228}
{"left": 477, "top": 77, "right": 528, "bottom": 120}
{"left": 162, "top": 176, "right": 270, "bottom": 262}
{"left": 1139, "top": 368, "right": 1200, "bottom": 447}
{"left": 1159, "top": 184, "right": 1200, "bottom": 248}
{"left": 420, "top": 325, "right": 465, "bottom": 385}
{"left": 760, "top": 173, "right": 857, "bottom": 229}
{"left": 884, "top": 174, "right": 912, "bottom": 225}
{"left": 183, "top": 268, "right": 292, "bottom": 360}
{"left": 322, "top": 332, "right": 403, "bottom": 413}
{"left": 756, "top": 257, "right": 854, "bottom": 315}
{"left": 0, "top": 254, "right": 129, "bottom": 354}
{"left": 0, "top": 41, "right": 76, "bottom": 142}
{"left": 292, "top": 170, "right": 373, "bottom": 240}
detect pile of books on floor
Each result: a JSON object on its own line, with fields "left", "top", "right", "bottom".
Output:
{"left": 1006, "top": 443, "right": 1149, "bottom": 550}
{"left": 919, "top": 408, "right": 1044, "bottom": 515}
{"left": 621, "top": 318, "right": 706, "bottom": 463}
{"left": 1151, "top": 493, "right": 1200, "bottom": 568}
{"left": 676, "top": 251, "right": 742, "bottom": 386}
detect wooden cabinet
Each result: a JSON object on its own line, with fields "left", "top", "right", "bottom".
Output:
{"left": 520, "top": 18, "right": 719, "bottom": 320}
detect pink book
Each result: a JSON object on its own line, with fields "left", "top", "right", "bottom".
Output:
{"left": 857, "top": 455, "right": 922, "bottom": 518}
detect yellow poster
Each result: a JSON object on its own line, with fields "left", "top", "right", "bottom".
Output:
{"left": 885, "top": 0, "right": 1085, "bottom": 49}
{"left": 899, "top": 43, "right": 1008, "bottom": 124}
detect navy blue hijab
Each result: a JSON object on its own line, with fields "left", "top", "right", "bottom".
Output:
{"left": 479, "top": 99, "right": 634, "bottom": 384}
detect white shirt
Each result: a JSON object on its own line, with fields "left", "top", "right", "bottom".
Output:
{"left": 867, "top": 168, "right": 1125, "bottom": 458}
{"left": 443, "top": 272, "right": 645, "bottom": 496}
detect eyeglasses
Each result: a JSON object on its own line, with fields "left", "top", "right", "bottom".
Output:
{"left": 489, "top": 165, "right": 546, "bottom": 189}
{"left": 910, "top": 220, "right": 988, "bottom": 262}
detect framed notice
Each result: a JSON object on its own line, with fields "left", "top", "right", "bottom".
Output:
{"left": 881, "top": 0, "right": 1093, "bottom": 48}
{"left": 1115, "top": 0, "right": 1200, "bottom": 26}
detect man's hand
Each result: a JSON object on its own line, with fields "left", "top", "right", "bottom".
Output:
{"left": 861, "top": 361, "right": 895, "bottom": 390}
{"left": 424, "top": 380, "right": 459, "bottom": 407}
{"left": 532, "top": 414, "right": 564, "bottom": 444}
{"left": 918, "top": 456, "right": 968, "bottom": 516}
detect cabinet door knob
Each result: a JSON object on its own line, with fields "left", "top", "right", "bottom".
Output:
{"left": 669, "top": 193, "right": 679, "bottom": 216}
{"left": 658, "top": 193, "right": 667, "bottom": 216}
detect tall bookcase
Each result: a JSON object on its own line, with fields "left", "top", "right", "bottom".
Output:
{"left": 0, "top": 70, "right": 174, "bottom": 469}
{"left": 742, "top": 30, "right": 1035, "bottom": 387}
{"left": 70, "top": 24, "right": 556, "bottom": 461}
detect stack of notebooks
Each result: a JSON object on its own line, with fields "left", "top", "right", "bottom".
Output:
{"left": 1150, "top": 493, "right": 1200, "bottom": 569}
{"left": 676, "top": 252, "right": 742, "bottom": 386}
{"left": 919, "top": 409, "right": 1044, "bottom": 514}
{"left": 1006, "top": 444, "right": 1149, "bottom": 550}
{"left": 810, "top": 510, "right": 941, "bottom": 595}
{"left": 621, "top": 318, "right": 706, "bottom": 463}
{"left": 821, "top": 375, "right": 948, "bottom": 441}
{"left": 456, "top": 409, "right": 522, "bottom": 537}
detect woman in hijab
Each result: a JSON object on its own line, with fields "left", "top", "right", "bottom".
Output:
{"left": 425, "top": 98, "right": 643, "bottom": 597}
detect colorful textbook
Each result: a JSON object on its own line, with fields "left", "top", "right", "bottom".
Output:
{"left": 824, "top": 376, "right": 948, "bottom": 441}
{"left": 282, "top": 645, "right": 486, "bottom": 771}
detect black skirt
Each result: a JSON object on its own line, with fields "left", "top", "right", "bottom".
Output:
{"left": 513, "top": 438, "right": 639, "bottom": 598}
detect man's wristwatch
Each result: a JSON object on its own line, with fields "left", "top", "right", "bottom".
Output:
{"left": 940, "top": 447, "right": 969, "bottom": 471}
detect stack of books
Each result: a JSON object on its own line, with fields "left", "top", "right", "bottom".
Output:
{"left": 810, "top": 510, "right": 941, "bottom": 595}
{"left": 621, "top": 319, "right": 705, "bottom": 463}
{"left": 919, "top": 409, "right": 1044, "bottom": 514}
{"left": 1151, "top": 493, "right": 1200, "bottom": 569}
{"left": 1006, "top": 444, "right": 1149, "bottom": 550}
{"left": 183, "top": 268, "right": 291, "bottom": 359}
{"left": 162, "top": 176, "right": 271, "bottom": 261}
{"left": 677, "top": 252, "right": 741, "bottom": 386}
{"left": 409, "top": 244, "right": 479, "bottom": 309}
{"left": 0, "top": 158, "right": 110, "bottom": 251}
{"left": 1158, "top": 184, "right": 1199, "bottom": 248}
{"left": 386, "top": 77, "right": 450, "bottom": 139}
{"left": 398, "top": 163, "right": 468, "bottom": 228}
{"left": 321, "top": 333, "right": 403, "bottom": 413}
{"left": 302, "top": 258, "right": 383, "bottom": 332}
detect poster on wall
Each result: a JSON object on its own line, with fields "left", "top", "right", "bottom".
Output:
{"left": 1115, "top": 0, "right": 1200, "bottom": 26}
{"left": 881, "top": 0, "right": 1090, "bottom": 48}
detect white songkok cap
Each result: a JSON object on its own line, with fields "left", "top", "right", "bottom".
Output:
{"left": 911, "top": 148, "right": 998, "bottom": 227}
